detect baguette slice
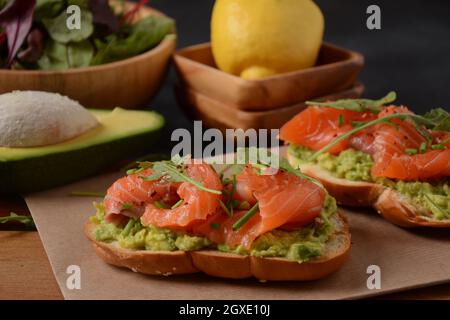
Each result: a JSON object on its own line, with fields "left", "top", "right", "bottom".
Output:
{"left": 297, "top": 162, "right": 384, "bottom": 207}
{"left": 288, "top": 156, "right": 450, "bottom": 228}
{"left": 84, "top": 212, "right": 351, "bottom": 281}
{"left": 374, "top": 189, "right": 450, "bottom": 228}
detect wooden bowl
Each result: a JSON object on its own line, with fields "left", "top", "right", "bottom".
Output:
{"left": 174, "top": 43, "right": 364, "bottom": 111}
{"left": 175, "top": 82, "right": 365, "bottom": 131}
{"left": 0, "top": 6, "right": 176, "bottom": 109}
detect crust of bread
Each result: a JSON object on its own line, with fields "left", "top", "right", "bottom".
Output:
{"left": 85, "top": 221, "right": 199, "bottom": 276}
{"left": 374, "top": 189, "right": 450, "bottom": 228}
{"left": 85, "top": 212, "right": 351, "bottom": 281}
{"left": 288, "top": 154, "right": 450, "bottom": 228}
{"left": 296, "top": 161, "right": 384, "bottom": 207}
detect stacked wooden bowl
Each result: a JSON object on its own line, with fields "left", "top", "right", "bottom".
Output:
{"left": 174, "top": 43, "right": 364, "bottom": 130}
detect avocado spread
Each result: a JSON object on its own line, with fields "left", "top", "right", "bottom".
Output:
{"left": 91, "top": 203, "right": 212, "bottom": 251}
{"left": 288, "top": 144, "right": 450, "bottom": 220}
{"left": 91, "top": 194, "right": 338, "bottom": 262}
{"left": 218, "top": 194, "right": 337, "bottom": 262}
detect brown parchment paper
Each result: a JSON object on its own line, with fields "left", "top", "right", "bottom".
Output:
{"left": 25, "top": 172, "right": 450, "bottom": 300}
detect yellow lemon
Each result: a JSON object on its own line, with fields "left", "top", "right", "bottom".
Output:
{"left": 211, "top": 0, "right": 324, "bottom": 80}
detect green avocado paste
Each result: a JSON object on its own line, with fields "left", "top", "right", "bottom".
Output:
{"left": 288, "top": 144, "right": 450, "bottom": 220}
{"left": 90, "top": 194, "right": 338, "bottom": 262}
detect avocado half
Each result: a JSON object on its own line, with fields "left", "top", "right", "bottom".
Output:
{"left": 0, "top": 108, "right": 164, "bottom": 194}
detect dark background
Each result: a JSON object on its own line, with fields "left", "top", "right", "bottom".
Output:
{"left": 143, "top": 0, "right": 450, "bottom": 152}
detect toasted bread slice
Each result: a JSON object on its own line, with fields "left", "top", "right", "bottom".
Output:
{"left": 374, "top": 189, "right": 450, "bottom": 228}
{"left": 296, "top": 162, "right": 384, "bottom": 207}
{"left": 85, "top": 221, "right": 199, "bottom": 276}
{"left": 288, "top": 155, "right": 450, "bottom": 228}
{"left": 84, "top": 212, "right": 351, "bottom": 281}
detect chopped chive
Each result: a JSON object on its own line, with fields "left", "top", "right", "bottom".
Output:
{"left": 228, "top": 174, "right": 237, "bottom": 215}
{"left": 122, "top": 202, "right": 133, "bottom": 210}
{"left": 210, "top": 223, "right": 221, "bottom": 230}
{"left": 351, "top": 121, "right": 365, "bottom": 128}
{"left": 171, "top": 199, "right": 184, "bottom": 209}
{"left": 238, "top": 201, "right": 251, "bottom": 210}
{"left": 232, "top": 203, "right": 259, "bottom": 231}
{"left": 431, "top": 144, "right": 445, "bottom": 150}
{"left": 310, "top": 113, "right": 434, "bottom": 160}
{"left": 338, "top": 114, "right": 345, "bottom": 127}
{"left": 419, "top": 142, "right": 427, "bottom": 154}
{"left": 121, "top": 219, "right": 135, "bottom": 237}
{"left": 441, "top": 137, "right": 450, "bottom": 145}
{"left": 424, "top": 194, "right": 445, "bottom": 218}
{"left": 405, "top": 148, "right": 418, "bottom": 155}
{"left": 154, "top": 201, "right": 170, "bottom": 209}
{"left": 70, "top": 191, "right": 106, "bottom": 197}
{"left": 218, "top": 199, "right": 232, "bottom": 217}
{"left": 161, "top": 162, "right": 222, "bottom": 195}
{"left": 126, "top": 167, "right": 144, "bottom": 175}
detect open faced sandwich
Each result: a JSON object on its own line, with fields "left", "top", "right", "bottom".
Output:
{"left": 85, "top": 154, "right": 350, "bottom": 281}
{"left": 280, "top": 92, "right": 450, "bottom": 228}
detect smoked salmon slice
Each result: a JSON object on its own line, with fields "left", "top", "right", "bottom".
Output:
{"left": 194, "top": 165, "right": 326, "bottom": 249}
{"left": 104, "top": 168, "right": 181, "bottom": 221}
{"left": 280, "top": 106, "right": 377, "bottom": 154}
{"left": 281, "top": 104, "right": 450, "bottom": 181}
{"left": 141, "top": 163, "right": 223, "bottom": 228}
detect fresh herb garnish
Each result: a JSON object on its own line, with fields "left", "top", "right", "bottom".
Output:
{"left": 238, "top": 201, "right": 251, "bottom": 210}
{"left": 122, "top": 202, "right": 133, "bottom": 210}
{"left": 405, "top": 148, "right": 418, "bottom": 155}
{"left": 210, "top": 223, "right": 221, "bottom": 230}
{"left": 338, "top": 114, "right": 345, "bottom": 127}
{"left": 70, "top": 191, "right": 106, "bottom": 197}
{"left": 309, "top": 113, "right": 437, "bottom": 160}
{"left": 423, "top": 194, "right": 446, "bottom": 218}
{"left": 171, "top": 199, "right": 184, "bottom": 209}
{"left": 121, "top": 153, "right": 170, "bottom": 173}
{"left": 422, "top": 108, "right": 450, "bottom": 132}
{"left": 232, "top": 203, "right": 259, "bottom": 231}
{"left": 227, "top": 174, "right": 237, "bottom": 215}
{"left": 218, "top": 199, "right": 232, "bottom": 217}
{"left": 419, "top": 142, "right": 427, "bottom": 154}
{"left": 121, "top": 218, "right": 135, "bottom": 237}
{"left": 431, "top": 137, "right": 450, "bottom": 150}
{"left": 140, "top": 159, "right": 222, "bottom": 195}
{"left": 306, "top": 91, "right": 397, "bottom": 114}
{"left": 0, "top": 212, "right": 35, "bottom": 228}
{"left": 431, "top": 144, "right": 445, "bottom": 150}
{"left": 154, "top": 201, "right": 170, "bottom": 209}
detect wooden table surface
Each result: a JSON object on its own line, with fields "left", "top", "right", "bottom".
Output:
{"left": 1, "top": 195, "right": 449, "bottom": 300}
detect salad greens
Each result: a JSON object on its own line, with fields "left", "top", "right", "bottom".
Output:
{"left": 0, "top": 0, "right": 175, "bottom": 69}
{"left": 0, "top": 212, "right": 35, "bottom": 228}
{"left": 306, "top": 91, "right": 397, "bottom": 114}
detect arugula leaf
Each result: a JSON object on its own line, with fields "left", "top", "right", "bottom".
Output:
{"left": 422, "top": 108, "right": 450, "bottom": 132}
{"left": 70, "top": 191, "right": 106, "bottom": 197}
{"left": 279, "top": 158, "right": 323, "bottom": 187}
{"left": 306, "top": 91, "right": 397, "bottom": 114}
{"left": 91, "top": 15, "right": 174, "bottom": 65}
{"left": 0, "top": 212, "right": 35, "bottom": 228}
{"left": 37, "top": 38, "right": 94, "bottom": 69}
{"left": 139, "top": 160, "right": 222, "bottom": 195}
{"left": 43, "top": 7, "right": 93, "bottom": 43}
{"left": 0, "top": 0, "right": 36, "bottom": 68}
